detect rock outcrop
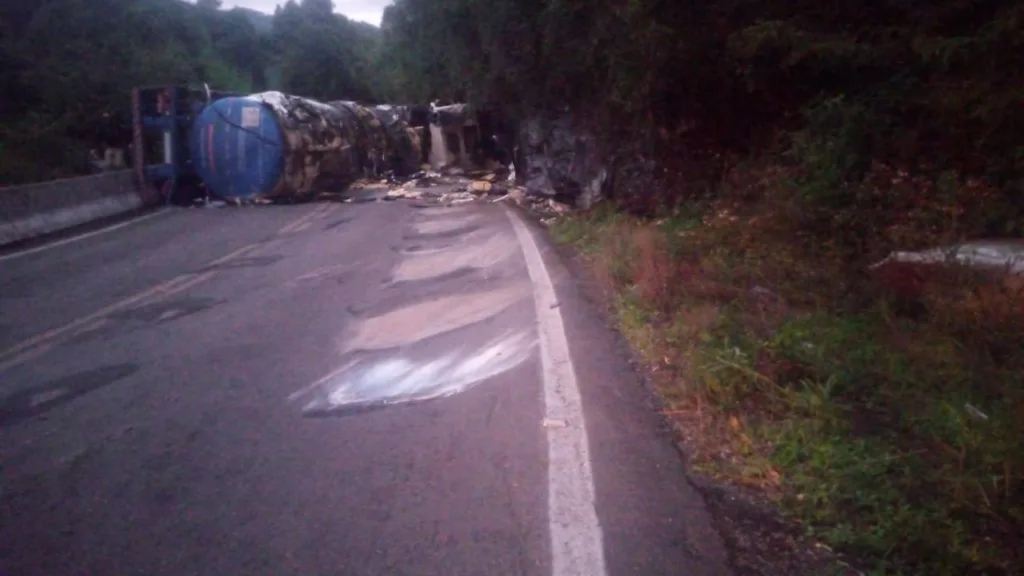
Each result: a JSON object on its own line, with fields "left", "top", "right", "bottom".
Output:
{"left": 516, "top": 116, "right": 608, "bottom": 210}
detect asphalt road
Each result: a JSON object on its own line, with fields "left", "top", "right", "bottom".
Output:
{"left": 0, "top": 198, "right": 728, "bottom": 575}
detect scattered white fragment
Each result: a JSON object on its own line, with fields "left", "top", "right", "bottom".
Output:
{"left": 870, "top": 240, "right": 1024, "bottom": 274}
{"left": 965, "top": 403, "right": 989, "bottom": 421}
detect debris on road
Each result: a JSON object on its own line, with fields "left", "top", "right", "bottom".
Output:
{"left": 188, "top": 158, "right": 581, "bottom": 224}
{"left": 342, "top": 165, "right": 574, "bottom": 218}
{"left": 468, "top": 181, "right": 494, "bottom": 195}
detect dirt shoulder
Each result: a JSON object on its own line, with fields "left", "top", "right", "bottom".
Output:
{"left": 549, "top": 235, "right": 856, "bottom": 576}
{"left": 543, "top": 189, "right": 1023, "bottom": 576}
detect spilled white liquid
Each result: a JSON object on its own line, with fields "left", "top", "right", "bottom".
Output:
{"left": 294, "top": 329, "right": 537, "bottom": 414}
{"left": 428, "top": 123, "right": 449, "bottom": 169}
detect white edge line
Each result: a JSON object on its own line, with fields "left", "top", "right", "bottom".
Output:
{"left": 504, "top": 207, "right": 607, "bottom": 576}
{"left": 0, "top": 208, "right": 171, "bottom": 262}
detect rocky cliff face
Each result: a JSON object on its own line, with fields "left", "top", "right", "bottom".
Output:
{"left": 517, "top": 116, "right": 608, "bottom": 210}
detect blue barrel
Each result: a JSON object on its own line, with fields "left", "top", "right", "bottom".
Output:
{"left": 191, "top": 97, "right": 286, "bottom": 199}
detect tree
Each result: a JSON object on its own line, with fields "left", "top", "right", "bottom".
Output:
{"left": 0, "top": 0, "right": 274, "bottom": 184}
{"left": 299, "top": 0, "right": 333, "bottom": 18}
{"left": 269, "top": 0, "right": 381, "bottom": 102}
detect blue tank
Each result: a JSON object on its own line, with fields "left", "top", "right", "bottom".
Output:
{"left": 191, "top": 97, "right": 286, "bottom": 199}
{"left": 190, "top": 92, "right": 424, "bottom": 201}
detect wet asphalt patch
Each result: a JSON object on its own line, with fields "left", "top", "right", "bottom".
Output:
{"left": 0, "top": 363, "right": 139, "bottom": 428}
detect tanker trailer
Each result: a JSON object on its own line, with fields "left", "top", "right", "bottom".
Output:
{"left": 366, "top": 104, "right": 422, "bottom": 175}
{"left": 190, "top": 91, "right": 421, "bottom": 201}
{"left": 325, "top": 101, "right": 421, "bottom": 180}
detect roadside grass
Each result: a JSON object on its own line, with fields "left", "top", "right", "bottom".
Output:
{"left": 551, "top": 172, "right": 1024, "bottom": 575}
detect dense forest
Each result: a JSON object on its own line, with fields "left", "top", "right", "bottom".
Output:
{"left": 4, "top": 0, "right": 1023, "bottom": 244}
{"left": 377, "top": 0, "right": 1024, "bottom": 248}
{"left": 0, "top": 0, "right": 382, "bottom": 185}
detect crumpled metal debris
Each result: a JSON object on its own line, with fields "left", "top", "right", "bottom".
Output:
{"left": 870, "top": 240, "right": 1024, "bottom": 275}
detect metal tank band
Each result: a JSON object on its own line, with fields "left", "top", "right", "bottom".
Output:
{"left": 191, "top": 91, "right": 422, "bottom": 201}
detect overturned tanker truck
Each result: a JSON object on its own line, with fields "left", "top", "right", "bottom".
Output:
{"left": 190, "top": 91, "right": 423, "bottom": 201}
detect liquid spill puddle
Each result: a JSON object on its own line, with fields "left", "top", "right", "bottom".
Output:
{"left": 402, "top": 224, "right": 480, "bottom": 243}
{"left": 289, "top": 329, "right": 537, "bottom": 417}
{"left": 411, "top": 214, "right": 484, "bottom": 234}
{"left": 349, "top": 284, "right": 529, "bottom": 350}
{"left": 392, "top": 226, "right": 491, "bottom": 256}
{"left": 392, "top": 230, "right": 519, "bottom": 282}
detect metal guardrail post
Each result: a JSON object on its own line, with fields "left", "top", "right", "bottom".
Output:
{"left": 131, "top": 87, "right": 145, "bottom": 193}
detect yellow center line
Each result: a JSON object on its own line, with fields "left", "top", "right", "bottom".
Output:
{"left": 206, "top": 242, "right": 262, "bottom": 268}
{"left": 278, "top": 203, "right": 330, "bottom": 234}
{"left": 0, "top": 232, "right": 283, "bottom": 373}
{"left": 315, "top": 203, "right": 339, "bottom": 220}
{"left": 0, "top": 274, "right": 197, "bottom": 363}
{"left": 0, "top": 205, "right": 326, "bottom": 372}
{"left": 0, "top": 341, "right": 60, "bottom": 374}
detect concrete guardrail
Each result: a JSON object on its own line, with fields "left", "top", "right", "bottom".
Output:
{"left": 0, "top": 170, "right": 162, "bottom": 247}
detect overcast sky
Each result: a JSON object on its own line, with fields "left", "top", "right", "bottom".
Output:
{"left": 220, "top": 0, "right": 390, "bottom": 26}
